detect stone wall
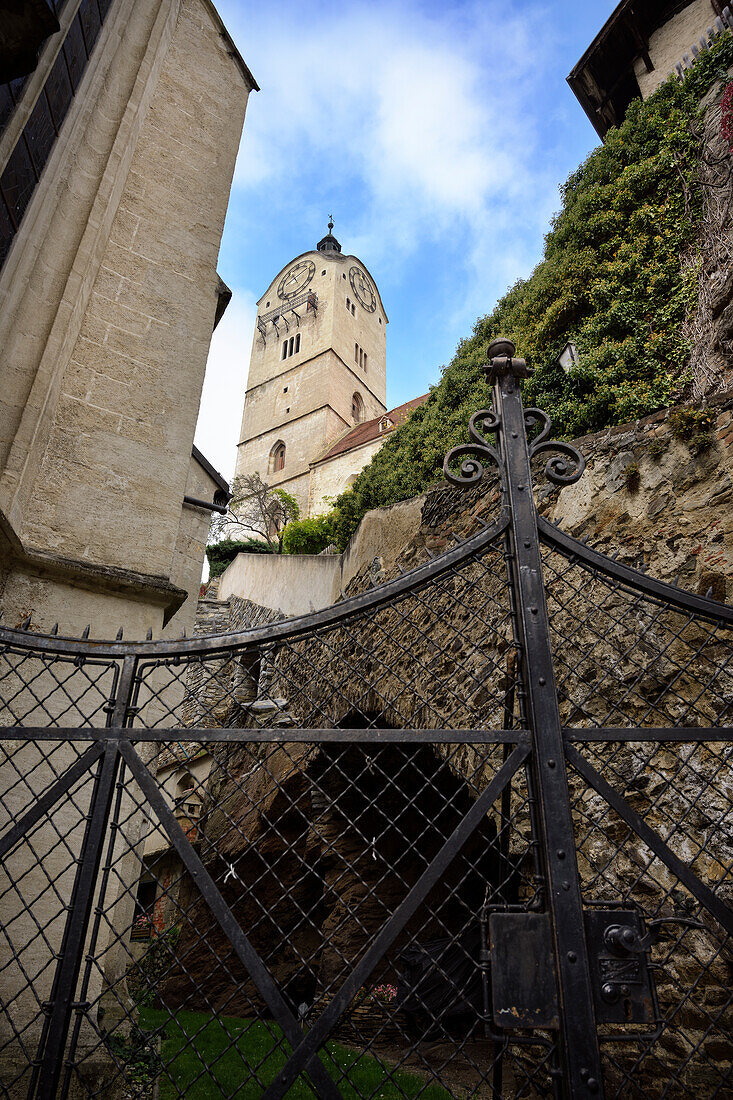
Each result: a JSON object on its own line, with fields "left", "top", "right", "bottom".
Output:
{"left": 634, "top": 0, "right": 715, "bottom": 97}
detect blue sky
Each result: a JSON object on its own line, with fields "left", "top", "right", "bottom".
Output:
{"left": 194, "top": 0, "right": 619, "bottom": 479}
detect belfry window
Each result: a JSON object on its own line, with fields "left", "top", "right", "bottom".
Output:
{"left": 270, "top": 441, "right": 286, "bottom": 473}
{"left": 281, "top": 333, "right": 300, "bottom": 360}
{"left": 352, "top": 393, "right": 364, "bottom": 423}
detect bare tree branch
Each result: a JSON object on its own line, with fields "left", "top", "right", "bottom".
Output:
{"left": 210, "top": 473, "right": 300, "bottom": 554}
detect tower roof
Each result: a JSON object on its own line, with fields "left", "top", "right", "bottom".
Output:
{"left": 317, "top": 217, "right": 341, "bottom": 254}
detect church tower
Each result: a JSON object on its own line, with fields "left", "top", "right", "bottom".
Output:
{"left": 235, "top": 224, "right": 388, "bottom": 515}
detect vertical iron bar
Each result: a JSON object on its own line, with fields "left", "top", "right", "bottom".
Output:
{"left": 31, "top": 656, "right": 137, "bottom": 1100}
{"left": 490, "top": 345, "right": 604, "bottom": 1098}
{"left": 58, "top": 654, "right": 139, "bottom": 1099}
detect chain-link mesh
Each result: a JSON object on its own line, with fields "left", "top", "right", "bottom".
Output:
{"left": 541, "top": 541, "right": 733, "bottom": 730}
{"left": 0, "top": 522, "right": 731, "bottom": 1097}
{"left": 542, "top": 535, "right": 732, "bottom": 1097}
{"left": 130, "top": 539, "right": 518, "bottom": 737}
{"left": 567, "top": 738, "right": 732, "bottom": 1099}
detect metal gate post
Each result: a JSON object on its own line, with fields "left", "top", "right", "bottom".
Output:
{"left": 31, "top": 655, "right": 137, "bottom": 1100}
{"left": 489, "top": 340, "right": 604, "bottom": 1098}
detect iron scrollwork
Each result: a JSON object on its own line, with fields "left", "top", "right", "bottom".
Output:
{"left": 524, "top": 408, "right": 586, "bottom": 486}
{"left": 443, "top": 410, "right": 502, "bottom": 487}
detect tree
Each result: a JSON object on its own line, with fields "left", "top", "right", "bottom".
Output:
{"left": 210, "top": 473, "right": 300, "bottom": 554}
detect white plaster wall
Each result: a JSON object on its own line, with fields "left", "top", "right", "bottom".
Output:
{"left": 218, "top": 551, "right": 341, "bottom": 615}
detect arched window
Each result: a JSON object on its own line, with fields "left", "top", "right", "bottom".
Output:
{"left": 269, "top": 441, "right": 286, "bottom": 473}
{"left": 352, "top": 393, "right": 364, "bottom": 423}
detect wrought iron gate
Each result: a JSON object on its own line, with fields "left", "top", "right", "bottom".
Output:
{"left": 0, "top": 339, "right": 731, "bottom": 1099}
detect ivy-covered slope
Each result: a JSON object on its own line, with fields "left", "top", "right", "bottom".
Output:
{"left": 333, "top": 35, "right": 733, "bottom": 550}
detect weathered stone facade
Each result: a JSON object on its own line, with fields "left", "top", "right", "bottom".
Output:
{"left": 0, "top": 0, "right": 256, "bottom": 642}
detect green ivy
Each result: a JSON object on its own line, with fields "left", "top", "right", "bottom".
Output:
{"left": 331, "top": 34, "right": 733, "bottom": 550}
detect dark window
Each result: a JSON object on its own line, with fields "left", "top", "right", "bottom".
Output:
{"left": 2, "top": 139, "right": 36, "bottom": 228}
{"left": 63, "top": 15, "right": 88, "bottom": 91}
{"left": 0, "top": 85, "right": 15, "bottom": 132}
{"left": 272, "top": 442, "right": 286, "bottom": 472}
{"left": 45, "top": 51, "right": 73, "bottom": 129}
{"left": 25, "top": 93, "right": 56, "bottom": 175}
{"left": 79, "top": 0, "right": 102, "bottom": 55}
{"left": 0, "top": 0, "right": 113, "bottom": 270}
{"left": 0, "top": 197, "right": 14, "bottom": 267}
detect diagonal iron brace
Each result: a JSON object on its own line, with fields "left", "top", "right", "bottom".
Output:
{"left": 0, "top": 743, "right": 104, "bottom": 861}
{"left": 118, "top": 740, "right": 344, "bottom": 1100}
{"left": 566, "top": 744, "right": 733, "bottom": 938}
{"left": 261, "top": 742, "right": 530, "bottom": 1100}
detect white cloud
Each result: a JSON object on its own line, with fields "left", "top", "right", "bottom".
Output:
{"left": 193, "top": 290, "right": 257, "bottom": 480}
{"left": 226, "top": 0, "right": 564, "bottom": 326}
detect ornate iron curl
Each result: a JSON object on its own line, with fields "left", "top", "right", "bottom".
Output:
{"left": 443, "top": 410, "right": 502, "bottom": 487}
{"left": 525, "top": 408, "right": 586, "bottom": 485}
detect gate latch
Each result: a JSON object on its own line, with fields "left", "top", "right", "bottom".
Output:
{"left": 585, "top": 907, "right": 703, "bottom": 1025}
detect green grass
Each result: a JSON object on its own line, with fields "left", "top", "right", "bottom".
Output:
{"left": 137, "top": 1008, "right": 451, "bottom": 1099}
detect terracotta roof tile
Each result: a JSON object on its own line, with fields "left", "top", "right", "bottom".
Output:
{"left": 316, "top": 394, "right": 429, "bottom": 463}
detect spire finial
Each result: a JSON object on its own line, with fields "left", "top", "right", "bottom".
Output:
{"left": 317, "top": 217, "right": 341, "bottom": 254}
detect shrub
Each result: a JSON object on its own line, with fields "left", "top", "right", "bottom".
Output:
{"left": 206, "top": 538, "right": 272, "bottom": 578}
{"left": 281, "top": 513, "right": 336, "bottom": 555}
{"left": 669, "top": 407, "right": 715, "bottom": 453}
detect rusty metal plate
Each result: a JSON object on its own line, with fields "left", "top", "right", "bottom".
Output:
{"left": 489, "top": 912, "right": 559, "bottom": 1029}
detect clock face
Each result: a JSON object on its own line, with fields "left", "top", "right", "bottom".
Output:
{"left": 349, "top": 266, "right": 376, "bottom": 313}
{"left": 277, "top": 260, "right": 315, "bottom": 300}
